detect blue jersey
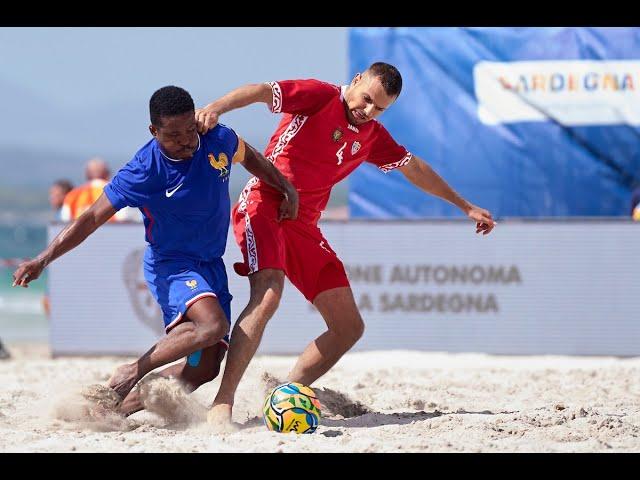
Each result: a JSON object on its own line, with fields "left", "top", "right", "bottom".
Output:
{"left": 104, "top": 124, "right": 243, "bottom": 262}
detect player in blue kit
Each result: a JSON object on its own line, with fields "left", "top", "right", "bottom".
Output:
{"left": 12, "top": 86, "right": 298, "bottom": 416}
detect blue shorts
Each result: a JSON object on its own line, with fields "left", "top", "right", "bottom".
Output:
{"left": 143, "top": 248, "right": 232, "bottom": 350}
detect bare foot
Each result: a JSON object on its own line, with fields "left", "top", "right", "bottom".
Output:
{"left": 207, "top": 403, "right": 239, "bottom": 433}
{"left": 107, "top": 363, "right": 140, "bottom": 400}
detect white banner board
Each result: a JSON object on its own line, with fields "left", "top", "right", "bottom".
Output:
{"left": 49, "top": 220, "right": 640, "bottom": 356}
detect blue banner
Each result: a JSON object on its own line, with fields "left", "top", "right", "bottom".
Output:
{"left": 348, "top": 28, "right": 640, "bottom": 218}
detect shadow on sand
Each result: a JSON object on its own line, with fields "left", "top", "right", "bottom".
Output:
{"left": 240, "top": 408, "right": 516, "bottom": 431}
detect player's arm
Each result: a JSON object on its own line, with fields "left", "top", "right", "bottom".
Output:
{"left": 399, "top": 155, "right": 496, "bottom": 235}
{"left": 235, "top": 139, "right": 299, "bottom": 222}
{"left": 195, "top": 84, "right": 272, "bottom": 134}
{"left": 12, "top": 194, "right": 116, "bottom": 287}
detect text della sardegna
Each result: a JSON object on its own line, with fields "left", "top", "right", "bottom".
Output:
{"left": 340, "top": 264, "right": 522, "bottom": 314}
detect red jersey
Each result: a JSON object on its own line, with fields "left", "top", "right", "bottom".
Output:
{"left": 239, "top": 79, "right": 413, "bottom": 224}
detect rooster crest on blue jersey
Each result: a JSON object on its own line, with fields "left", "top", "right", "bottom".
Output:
{"left": 209, "top": 152, "right": 229, "bottom": 177}
{"left": 262, "top": 382, "right": 321, "bottom": 434}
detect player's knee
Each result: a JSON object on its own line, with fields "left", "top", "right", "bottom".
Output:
{"left": 198, "top": 320, "right": 229, "bottom": 348}
{"left": 250, "top": 270, "right": 284, "bottom": 311}
{"left": 348, "top": 318, "right": 365, "bottom": 345}
{"left": 252, "top": 269, "right": 284, "bottom": 293}
{"left": 335, "top": 317, "right": 365, "bottom": 347}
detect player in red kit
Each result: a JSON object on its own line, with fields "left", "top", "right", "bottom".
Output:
{"left": 195, "top": 62, "right": 496, "bottom": 430}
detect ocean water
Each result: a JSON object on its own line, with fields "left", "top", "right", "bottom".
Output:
{"left": 0, "top": 224, "right": 49, "bottom": 341}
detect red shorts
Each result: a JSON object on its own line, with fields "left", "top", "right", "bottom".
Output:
{"left": 232, "top": 195, "right": 350, "bottom": 302}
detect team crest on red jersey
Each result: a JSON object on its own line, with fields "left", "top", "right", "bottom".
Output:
{"left": 351, "top": 141, "right": 361, "bottom": 155}
{"left": 331, "top": 127, "right": 343, "bottom": 142}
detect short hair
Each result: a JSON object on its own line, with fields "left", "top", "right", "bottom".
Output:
{"left": 149, "top": 86, "right": 195, "bottom": 127}
{"left": 52, "top": 179, "right": 74, "bottom": 194}
{"left": 366, "top": 62, "right": 403, "bottom": 98}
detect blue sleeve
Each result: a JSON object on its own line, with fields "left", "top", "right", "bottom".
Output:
{"left": 208, "top": 123, "right": 240, "bottom": 160}
{"left": 104, "top": 155, "right": 158, "bottom": 210}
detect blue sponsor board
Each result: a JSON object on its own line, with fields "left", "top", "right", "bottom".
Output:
{"left": 348, "top": 27, "right": 640, "bottom": 218}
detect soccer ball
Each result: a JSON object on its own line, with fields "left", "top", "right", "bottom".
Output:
{"left": 263, "top": 382, "right": 321, "bottom": 434}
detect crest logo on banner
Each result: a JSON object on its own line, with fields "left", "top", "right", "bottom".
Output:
{"left": 123, "top": 248, "right": 164, "bottom": 335}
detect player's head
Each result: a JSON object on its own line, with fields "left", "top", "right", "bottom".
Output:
{"left": 85, "top": 157, "right": 110, "bottom": 181}
{"left": 49, "top": 179, "right": 73, "bottom": 210}
{"left": 343, "top": 62, "right": 402, "bottom": 125}
{"left": 149, "top": 86, "right": 198, "bottom": 160}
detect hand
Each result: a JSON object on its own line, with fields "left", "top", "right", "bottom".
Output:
{"left": 195, "top": 106, "right": 220, "bottom": 135}
{"left": 278, "top": 186, "right": 299, "bottom": 222}
{"left": 466, "top": 204, "right": 496, "bottom": 236}
{"left": 12, "top": 258, "right": 46, "bottom": 288}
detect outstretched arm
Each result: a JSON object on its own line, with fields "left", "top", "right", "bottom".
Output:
{"left": 12, "top": 194, "right": 116, "bottom": 287}
{"left": 399, "top": 155, "right": 496, "bottom": 235}
{"left": 237, "top": 140, "right": 299, "bottom": 222}
{"left": 195, "top": 83, "right": 273, "bottom": 134}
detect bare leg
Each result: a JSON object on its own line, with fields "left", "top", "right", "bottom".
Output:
{"left": 119, "top": 343, "right": 227, "bottom": 416}
{"left": 208, "top": 269, "right": 284, "bottom": 427}
{"left": 108, "top": 296, "right": 229, "bottom": 402}
{"left": 287, "top": 286, "right": 364, "bottom": 386}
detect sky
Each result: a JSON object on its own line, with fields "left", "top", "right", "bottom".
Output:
{"left": 0, "top": 27, "right": 347, "bottom": 110}
{"left": 0, "top": 27, "right": 349, "bottom": 200}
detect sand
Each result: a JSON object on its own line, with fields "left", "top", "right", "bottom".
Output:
{"left": 1, "top": 342, "right": 640, "bottom": 452}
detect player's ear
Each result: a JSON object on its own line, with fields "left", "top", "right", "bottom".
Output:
{"left": 352, "top": 73, "right": 361, "bottom": 86}
{"left": 149, "top": 125, "right": 157, "bottom": 137}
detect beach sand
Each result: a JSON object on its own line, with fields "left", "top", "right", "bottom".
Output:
{"left": 1, "top": 342, "right": 639, "bottom": 452}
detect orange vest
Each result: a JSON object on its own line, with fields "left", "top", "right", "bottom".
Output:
{"left": 61, "top": 179, "right": 115, "bottom": 222}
